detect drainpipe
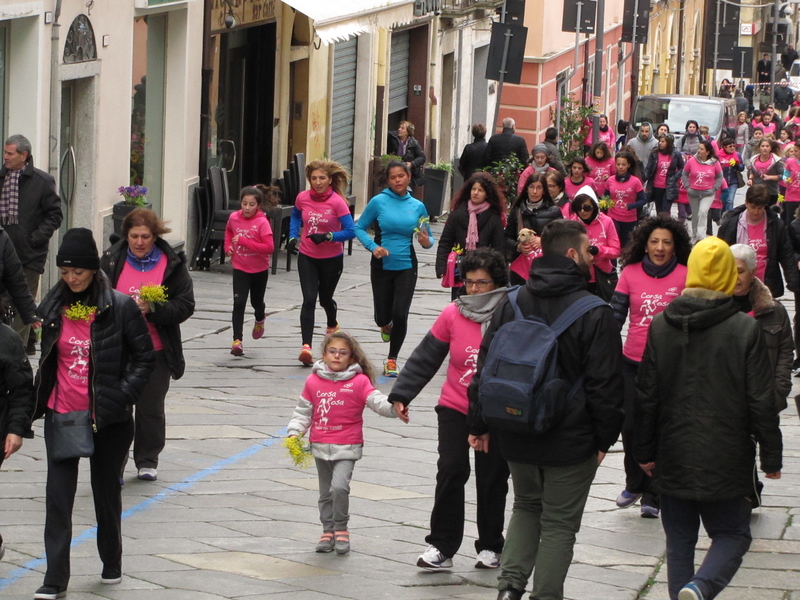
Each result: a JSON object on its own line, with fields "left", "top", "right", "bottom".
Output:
{"left": 48, "top": 0, "right": 62, "bottom": 183}
{"left": 675, "top": 0, "right": 685, "bottom": 93}
{"left": 428, "top": 14, "right": 440, "bottom": 163}
{"left": 198, "top": 0, "right": 214, "bottom": 181}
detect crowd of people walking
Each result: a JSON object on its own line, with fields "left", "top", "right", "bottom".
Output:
{"left": 0, "top": 110, "right": 795, "bottom": 600}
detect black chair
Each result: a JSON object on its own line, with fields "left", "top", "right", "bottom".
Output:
{"left": 196, "top": 167, "right": 235, "bottom": 269}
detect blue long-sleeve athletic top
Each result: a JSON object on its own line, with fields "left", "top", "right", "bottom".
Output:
{"left": 355, "top": 188, "right": 434, "bottom": 271}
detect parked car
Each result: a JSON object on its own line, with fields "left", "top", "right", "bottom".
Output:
{"left": 621, "top": 94, "right": 738, "bottom": 145}
{"left": 787, "top": 59, "right": 800, "bottom": 92}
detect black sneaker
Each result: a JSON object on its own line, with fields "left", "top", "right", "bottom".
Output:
{"left": 101, "top": 566, "right": 122, "bottom": 584}
{"left": 0, "top": 533, "right": 5, "bottom": 561}
{"left": 33, "top": 584, "right": 67, "bottom": 599}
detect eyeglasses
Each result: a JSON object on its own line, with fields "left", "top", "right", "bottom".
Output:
{"left": 326, "top": 348, "right": 351, "bottom": 357}
{"left": 578, "top": 204, "right": 594, "bottom": 212}
{"left": 464, "top": 279, "right": 494, "bottom": 288}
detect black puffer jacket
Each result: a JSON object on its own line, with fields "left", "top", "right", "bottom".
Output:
{"left": 387, "top": 132, "right": 426, "bottom": 186}
{"left": 635, "top": 289, "right": 783, "bottom": 501}
{"left": 0, "top": 227, "right": 37, "bottom": 323}
{"left": 33, "top": 273, "right": 155, "bottom": 430}
{"left": 458, "top": 140, "right": 488, "bottom": 178}
{"left": 0, "top": 323, "right": 34, "bottom": 442}
{"left": 100, "top": 238, "right": 195, "bottom": 379}
{"left": 0, "top": 158, "right": 63, "bottom": 272}
{"left": 435, "top": 203, "right": 506, "bottom": 277}
{"left": 504, "top": 200, "right": 563, "bottom": 261}
{"left": 468, "top": 254, "right": 625, "bottom": 466}
{"left": 644, "top": 149, "right": 685, "bottom": 202}
{"left": 718, "top": 205, "right": 799, "bottom": 298}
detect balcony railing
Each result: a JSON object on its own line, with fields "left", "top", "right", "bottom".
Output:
{"left": 441, "top": 0, "right": 504, "bottom": 17}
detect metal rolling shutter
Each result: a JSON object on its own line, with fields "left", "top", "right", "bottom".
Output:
{"left": 388, "top": 31, "right": 409, "bottom": 113}
{"left": 331, "top": 37, "right": 358, "bottom": 175}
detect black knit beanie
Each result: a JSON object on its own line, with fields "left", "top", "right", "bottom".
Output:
{"left": 57, "top": 227, "right": 100, "bottom": 270}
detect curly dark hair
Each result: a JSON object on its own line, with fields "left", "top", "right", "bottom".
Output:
{"left": 620, "top": 215, "right": 692, "bottom": 267}
{"left": 589, "top": 141, "right": 612, "bottom": 161}
{"left": 513, "top": 171, "right": 553, "bottom": 210}
{"left": 459, "top": 247, "right": 509, "bottom": 288}
{"left": 451, "top": 171, "right": 505, "bottom": 216}
{"left": 567, "top": 156, "right": 591, "bottom": 177}
{"left": 614, "top": 150, "right": 639, "bottom": 179}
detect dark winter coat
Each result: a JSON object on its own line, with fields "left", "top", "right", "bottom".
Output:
{"left": 644, "top": 149, "right": 685, "bottom": 203}
{"left": 543, "top": 140, "right": 566, "bottom": 174}
{"left": 634, "top": 288, "right": 783, "bottom": 501}
{"left": 0, "top": 158, "right": 63, "bottom": 273}
{"left": 504, "top": 200, "right": 563, "bottom": 261}
{"left": 458, "top": 140, "right": 488, "bottom": 178}
{"left": 33, "top": 272, "right": 156, "bottom": 430}
{"left": 100, "top": 238, "right": 195, "bottom": 379}
{"left": 741, "top": 277, "right": 793, "bottom": 412}
{"left": 0, "top": 227, "right": 37, "bottom": 323}
{"left": 718, "top": 205, "right": 799, "bottom": 298}
{"left": 775, "top": 85, "right": 795, "bottom": 111}
{"left": 0, "top": 323, "right": 34, "bottom": 446}
{"left": 387, "top": 132, "right": 426, "bottom": 187}
{"left": 467, "top": 254, "right": 625, "bottom": 466}
{"left": 435, "top": 203, "right": 505, "bottom": 278}
{"left": 484, "top": 128, "right": 529, "bottom": 167}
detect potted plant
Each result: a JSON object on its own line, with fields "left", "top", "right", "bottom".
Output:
{"left": 113, "top": 185, "right": 152, "bottom": 235}
{"left": 422, "top": 160, "right": 454, "bottom": 220}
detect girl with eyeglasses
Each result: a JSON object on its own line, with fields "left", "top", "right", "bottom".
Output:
{"left": 388, "top": 248, "right": 511, "bottom": 572}
{"left": 286, "top": 331, "right": 405, "bottom": 556}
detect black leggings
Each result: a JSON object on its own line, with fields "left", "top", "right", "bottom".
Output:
{"left": 232, "top": 268, "right": 269, "bottom": 340}
{"left": 651, "top": 187, "right": 671, "bottom": 215}
{"left": 298, "top": 253, "right": 344, "bottom": 346}
{"left": 370, "top": 259, "right": 417, "bottom": 359}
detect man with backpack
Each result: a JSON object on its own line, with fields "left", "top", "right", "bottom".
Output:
{"left": 467, "top": 219, "right": 624, "bottom": 600}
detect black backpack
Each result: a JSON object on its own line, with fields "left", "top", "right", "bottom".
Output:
{"left": 479, "top": 289, "right": 606, "bottom": 434}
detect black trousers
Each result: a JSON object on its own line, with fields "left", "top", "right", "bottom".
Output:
{"left": 298, "top": 253, "right": 343, "bottom": 346}
{"left": 621, "top": 360, "right": 658, "bottom": 506}
{"left": 132, "top": 350, "right": 171, "bottom": 469}
{"left": 370, "top": 260, "right": 417, "bottom": 359}
{"left": 231, "top": 268, "right": 269, "bottom": 340}
{"left": 426, "top": 405, "right": 509, "bottom": 558}
{"left": 43, "top": 412, "right": 134, "bottom": 588}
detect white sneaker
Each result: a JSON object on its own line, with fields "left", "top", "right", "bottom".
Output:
{"left": 416, "top": 545, "right": 453, "bottom": 570}
{"left": 475, "top": 549, "right": 501, "bottom": 569}
{"left": 137, "top": 468, "right": 157, "bottom": 481}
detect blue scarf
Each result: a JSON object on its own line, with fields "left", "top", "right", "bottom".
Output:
{"left": 126, "top": 244, "right": 163, "bottom": 272}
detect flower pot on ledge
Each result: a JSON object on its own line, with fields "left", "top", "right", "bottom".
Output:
{"left": 113, "top": 201, "right": 152, "bottom": 235}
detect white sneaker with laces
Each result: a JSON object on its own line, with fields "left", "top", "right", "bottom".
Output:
{"left": 416, "top": 545, "right": 453, "bottom": 570}
{"left": 475, "top": 549, "right": 500, "bottom": 569}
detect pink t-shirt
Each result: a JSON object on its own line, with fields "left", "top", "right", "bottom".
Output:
{"left": 654, "top": 153, "right": 671, "bottom": 188}
{"left": 711, "top": 180, "right": 727, "bottom": 210}
{"left": 301, "top": 372, "right": 377, "bottom": 445}
{"left": 761, "top": 121, "right": 777, "bottom": 136}
{"left": 116, "top": 255, "right": 167, "bottom": 351}
{"left": 585, "top": 156, "right": 616, "bottom": 196}
{"left": 429, "top": 303, "right": 482, "bottom": 415}
{"left": 565, "top": 176, "right": 596, "bottom": 200}
{"left": 606, "top": 176, "right": 644, "bottom": 223}
{"left": 684, "top": 157, "right": 721, "bottom": 190}
{"left": 784, "top": 157, "right": 800, "bottom": 202}
{"left": 748, "top": 219, "right": 768, "bottom": 281}
{"left": 48, "top": 315, "right": 92, "bottom": 413}
{"left": 753, "top": 156, "right": 774, "bottom": 182}
{"left": 616, "top": 262, "right": 687, "bottom": 361}
{"left": 676, "top": 177, "right": 689, "bottom": 204}
{"left": 568, "top": 211, "right": 620, "bottom": 280}
{"left": 295, "top": 190, "right": 352, "bottom": 259}
{"left": 224, "top": 210, "right": 274, "bottom": 273}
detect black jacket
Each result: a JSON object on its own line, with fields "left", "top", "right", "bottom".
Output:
{"left": 644, "top": 150, "right": 685, "bottom": 202}
{"left": 387, "top": 132, "right": 426, "bottom": 186}
{"left": 635, "top": 289, "right": 783, "bottom": 501}
{"left": 467, "top": 254, "right": 625, "bottom": 466}
{"left": 775, "top": 85, "right": 795, "bottom": 111}
{"left": 435, "top": 203, "right": 506, "bottom": 277}
{"left": 100, "top": 238, "right": 195, "bottom": 379}
{"left": 33, "top": 273, "right": 156, "bottom": 430}
{"left": 0, "top": 227, "right": 37, "bottom": 323}
{"left": 0, "top": 323, "right": 34, "bottom": 443}
{"left": 718, "top": 205, "right": 799, "bottom": 298}
{"left": 485, "top": 128, "right": 529, "bottom": 167}
{"left": 458, "top": 140, "right": 488, "bottom": 178}
{"left": 504, "top": 200, "right": 563, "bottom": 261}
{"left": 0, "top": 158, "right": 63, "bottom": 273}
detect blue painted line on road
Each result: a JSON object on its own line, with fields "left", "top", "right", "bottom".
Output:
{"left": 0, "top": 428, "right": 288, "bottom": 591}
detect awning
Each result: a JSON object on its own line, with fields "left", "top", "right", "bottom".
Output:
{"left": 282, "top": 0, "right": 416, "bottom": 45}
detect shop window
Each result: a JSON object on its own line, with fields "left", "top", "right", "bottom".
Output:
{"left": 130, "top": 15, "right": 166, "bottom": 213}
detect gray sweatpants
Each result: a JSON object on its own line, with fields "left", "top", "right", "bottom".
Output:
{"left": 315, "top": 458, "right": 355, "bottom": 532}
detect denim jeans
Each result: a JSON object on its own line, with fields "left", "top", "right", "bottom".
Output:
{"left": 660, "top": 494, "right": 752, "bottom": 600}
{"left": 720, "top": 184, "right": 737, "bottom": 213}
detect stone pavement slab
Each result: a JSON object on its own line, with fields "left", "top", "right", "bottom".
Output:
{"left": 1, "top": 205, "right": 799, "bottom": 599}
